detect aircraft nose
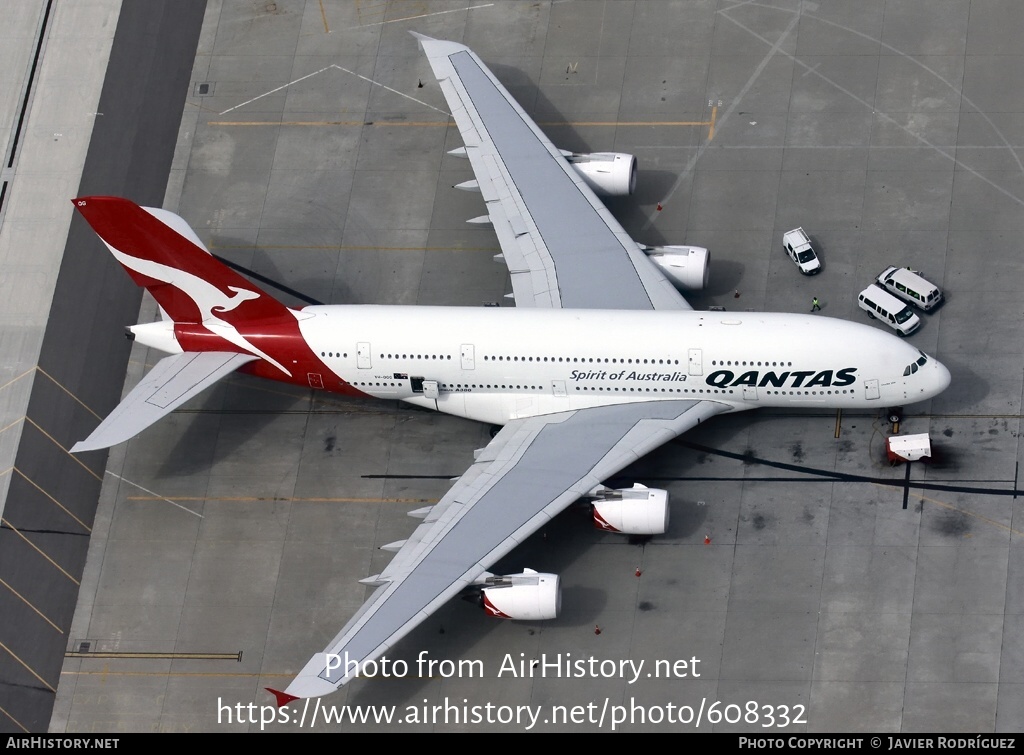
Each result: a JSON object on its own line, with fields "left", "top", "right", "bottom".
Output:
{"left": 931, "top": 359, "right": 951, "bottom": 396}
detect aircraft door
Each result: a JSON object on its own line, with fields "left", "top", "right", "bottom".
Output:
{"left": 743, "top": 386, "right": 758, "bottom": 401}
{"left": 307, "top": 373, "right": 324, "bottom": 389}
{"left": 461, "top": 344, "right": 475, "bottom": 370}
{"left": 865, "top": 379, "right": 880, "bottom": 400}
{"left": 552, "top": 380, "right": 567, "bottom": 397}
{"left": 357, "top": 342, "right": 372, "bottom": 369}
{"left": 688, "top": 349, "right": 703, "bottom": 375}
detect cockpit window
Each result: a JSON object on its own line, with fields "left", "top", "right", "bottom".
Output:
{"left": 909, "top": 352, "right": 933, "bottom": 376}
{"left": 904, "top": 352, "right": 930, "bottom": 376}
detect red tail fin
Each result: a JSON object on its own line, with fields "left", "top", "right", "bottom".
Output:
{"left": 73, "top": 196, "right": 291, "bottom": 325}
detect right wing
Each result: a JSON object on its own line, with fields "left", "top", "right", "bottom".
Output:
{"left": 72, "top": 351, "right": 257, "bottom": 452}
{"left": 415, "top": 34, "right": 690, "bottom": 312}
{"left": 278, "top": 398, "right": 727, "bottom": 701}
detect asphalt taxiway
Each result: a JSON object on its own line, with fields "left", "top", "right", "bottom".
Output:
{"left": 34, "top": 0, "right": 1024, "bottom": 733}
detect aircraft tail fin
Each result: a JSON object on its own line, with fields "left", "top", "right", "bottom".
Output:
{"left": 73, "top": 196, "right": 291, "bottom": 325}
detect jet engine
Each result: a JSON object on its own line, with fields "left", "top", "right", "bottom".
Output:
{"left": 565, "top": 152, "right": 637, "bottom": 196}
{"left": 479, "top": 569, "right": 561, "bottom": 620}
{"left": 591, "top": 483, "right": 669, "bottom": 535}
{"left": 640, "top": 245, "right": 710, "bottom": 291}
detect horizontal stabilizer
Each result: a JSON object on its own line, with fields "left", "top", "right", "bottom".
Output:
{"left": 266, "top": 688, "right": 299, "bottom": 708}
{"left": 72, "top": 352, "right": 257, "bottom": 453}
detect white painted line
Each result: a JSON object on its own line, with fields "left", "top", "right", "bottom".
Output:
{"left": 106, "top": 472, "right": 204, "bottom": 518}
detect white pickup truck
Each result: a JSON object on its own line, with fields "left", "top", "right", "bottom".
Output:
{"left": 782, "top": 227, "right": 821, "bottom": 275}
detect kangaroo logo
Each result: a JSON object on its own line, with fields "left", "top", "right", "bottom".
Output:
{"left": 105, "top": 245, "right": 292, "bottom": 377}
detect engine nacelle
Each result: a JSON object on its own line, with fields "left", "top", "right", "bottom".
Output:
{"left": 480, "top": 569, "right": 560, "bottom": 620}
{"left": 591, "top": 484, "right": 669, "bottom": 535}
{"left": 641, "top": 245, "right": 710, "bottom": 291}
{"left": 566, "top": 152, "right": 637, "bottom": 196}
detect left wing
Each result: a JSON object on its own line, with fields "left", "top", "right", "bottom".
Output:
{"left": 277, "top": 399, "right": 726, "bottom": 701}
{"left": 414, "top": 33, "right": 690, "bottom": 312}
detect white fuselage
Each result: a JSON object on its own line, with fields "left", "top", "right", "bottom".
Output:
{"left": 290, "top": 306, "right": 950, "bottom": 425}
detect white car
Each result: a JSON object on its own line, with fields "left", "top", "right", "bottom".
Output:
{"left": 782, "top": 227, "right": 821, "bottom": 275}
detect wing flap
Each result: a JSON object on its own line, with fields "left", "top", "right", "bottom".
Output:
{"left": 71, "top": 351, "right": 257, "bottom": 453}
{"left": 282, "top": 398, "right": 729, "bottom": 700}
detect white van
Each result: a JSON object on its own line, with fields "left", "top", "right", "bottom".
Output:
{"left": 857, "top": 284, "right": 921, "bottom": 336}
{"left": 876, "top": 267, "right": 943, "bottom": 311}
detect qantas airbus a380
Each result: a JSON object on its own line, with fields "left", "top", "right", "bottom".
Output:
{"left": 72, "top": 34, "right": 950, "bottom": 704}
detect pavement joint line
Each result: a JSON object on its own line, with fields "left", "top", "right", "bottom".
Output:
{"left": 0, "top": 417, "right": 24, "bottom": 436}
{"left": 209, "top": 243, "right": 500, "bottom": 252}
{"left": 106, "top": 472, "right": 204, "bottom": 518}
{"left": 0, "top": 367, "right": 34, "bottom": 394}
{"left": 35, "top": 366, "right": 102, "bottom": 420}
{"left": 1, "top": 518, "right": 80, "bottom": 585}
{"left": 184, "top": 99, "right": 220, "bottom": 114}
{"left": 209, "top": 120, "right": 453, "bottom": 127}
{"left": 0, "top": 639, "right": 56, "bottom": 692}
{"left": 64, "top": 651, "right": 241, "bottom": 660}
{"left": 14, "top": 467, "right": 92, "bottom": 533}
{"left": 126, "top": 495, "right": 437, "bottom": 503}
{"left": 23, "top": 416, "right": 102, "bottom": 482}
{"left": 348, "top": 3, "right": 495, "bottom": 30}
{"left": 715, "top": 6, "right": 1024, "bottom": 209}
{"left": 207, "top": 119, "right": 713, "bottom": 128}
{"left": 0, "top": 577, "right": 63, "bottom": 633}
{"left": 643, "top": 5, "right": 803, "bottom": 230}
{"left": 796, "top": 3, "right": 1024, "bottom": 176}
{"left": 62, "top": 670, "right": 292, "bottom": 679}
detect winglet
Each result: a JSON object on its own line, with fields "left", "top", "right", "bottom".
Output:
{"left": 266, "top": 688, "right": 299, "bottom": 708}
